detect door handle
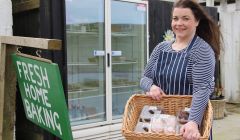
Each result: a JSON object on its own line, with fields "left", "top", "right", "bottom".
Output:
{"left": 93, "top": 50, "right": 105, "bottom": 56}
{"left": 112, "top": 51, "right": 122, "bottom": 56}
{"left": 107, "top": 53, "right": 110, "bottom": 67}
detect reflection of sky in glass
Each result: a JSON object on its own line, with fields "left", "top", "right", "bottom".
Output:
{"left": 66, "top": 0, "right": 104, "bottom": 24}
{"left": 111, "top": 1, "right": 146, "bottom": 24}
{"left": 66, "top": 0, "right": 146, "bottom": 25}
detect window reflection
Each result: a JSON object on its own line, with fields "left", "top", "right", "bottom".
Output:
{"left": 66, "top": 0, "right": 106, "bottom": 126}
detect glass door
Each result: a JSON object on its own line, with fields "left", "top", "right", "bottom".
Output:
{"left": 65, "top": 0, "right": 106, "bottom": 126}
{"left": 111, "top": 0, "right": 147, "bottom": 119}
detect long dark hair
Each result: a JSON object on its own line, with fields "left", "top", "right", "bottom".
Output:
{"left": 173, "top": 0, "right": 222, "bottom": 56}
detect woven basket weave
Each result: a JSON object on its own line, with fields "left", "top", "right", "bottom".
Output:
{"left": 122, "top": 94, "right": 213, "bottom": 140}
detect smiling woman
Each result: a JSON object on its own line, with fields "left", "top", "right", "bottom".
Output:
{"left": 140, "top": 0, "right": 222, "bottom": 140}
{"left": 171, "top": 8, "right": 199, "bottom": 51}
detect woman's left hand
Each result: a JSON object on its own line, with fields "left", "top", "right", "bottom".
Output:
{"left": 180, "top": 121, "right": 200, "bottom": 140}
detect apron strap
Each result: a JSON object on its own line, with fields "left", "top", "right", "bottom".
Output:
{"left": 186, "top": 35, "right": 197, "bottom": 52}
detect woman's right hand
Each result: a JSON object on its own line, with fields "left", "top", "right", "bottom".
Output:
{"left": 146, "top": 85, "right": 166, "bottom": 100}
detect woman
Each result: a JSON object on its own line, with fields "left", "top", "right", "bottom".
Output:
{"left": 140, "top": 0, "right": 221, "bottom": 140}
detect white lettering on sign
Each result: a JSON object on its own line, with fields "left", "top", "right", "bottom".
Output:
{"left": 24, "top": 99, "right": 62, "bottom": 135}
{"left": 16, "top": 61, "right": 50, "bottom": 89}
{"left": 23, "top": 82, "right": 51, "bottom": 108}
{"left": 16, "top": 59, "right": 63, "bottom": 136}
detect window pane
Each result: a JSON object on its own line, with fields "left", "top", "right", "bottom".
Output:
{"left": 111, "top": 0, "right": 147, "bottom": 119}
{"left": 66, "top": 0, "right": 106, "bottom": 126}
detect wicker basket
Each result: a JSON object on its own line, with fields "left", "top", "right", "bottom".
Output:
{"left": 210, "top": 99, "right": 226, "bottom": 120}
{"left": 122, "top": 94, "right": 213, "bottom": 140}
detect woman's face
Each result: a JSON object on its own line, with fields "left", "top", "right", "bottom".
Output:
{"left": 171, "top": 7, "right": 199, "bottom": 39}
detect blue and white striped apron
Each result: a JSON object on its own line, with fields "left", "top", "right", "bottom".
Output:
{"left": 153, "top": 35, "right": 196, "bottom": 95}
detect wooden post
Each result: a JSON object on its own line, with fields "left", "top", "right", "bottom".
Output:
{"left": 220, "top": 0, "right": 227, "bottom": 11}
{"left": 12, "top": 0, "right": 40, "bottom": 13}
{"left": 0, "top": 36, "right": 61, "bottom": 140}
{"left": 1, "top": 45, "right": 17, "bottom": 140}
{"left": 236, "top": 0, "right": 240, "bottom": 11}
{"left": 0, "top": 42, "right": 6, "bottom": 140}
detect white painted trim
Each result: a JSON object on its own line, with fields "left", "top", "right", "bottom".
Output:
{"left": 219, "top": 9, "right": 240, "bottom": 103}
{"left": 105, "top": 0, "right": 113, "bottom": 124}
{"left": 0, "top": 0, "right": 12, "bottom": 35}
{"left": 220, "top": 0, "right": 227, "bottom": 10}
{"left": 206, "top": 0, "right": 214, "bottom": 6}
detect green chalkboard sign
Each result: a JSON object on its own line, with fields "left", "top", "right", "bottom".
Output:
{"left": 12, "top": 54, "right": 73, "bottom": 140}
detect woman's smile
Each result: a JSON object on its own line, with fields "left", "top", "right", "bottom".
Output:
{"left": 171, "top": 8, "right": 199, "bottom": 40}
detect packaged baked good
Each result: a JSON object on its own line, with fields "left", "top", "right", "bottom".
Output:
{"left": 150, "top": 114, "right": 168, "bottom": 133}
{"left": 139, "top": 105, "right": 165, "bottom": 123}
{"left": 134, "top": 122, "right": 151, "bottom": 133}
{"left": 137, "top": 105, "right": 179, "bottom": 134}
{"left": 150, "top": 114, "right": 177, "bottom": 134}
{"left": 139, "top": 106, "right": 153, "bottom": 123}
{"left": 177, "top": 107, "right": 190, "bottom": 124}
{"left": 164, "top": 115, "right": 177, "bottom": 134}
{"left": 148, "top": 106, "right": 165, "bottom": 114}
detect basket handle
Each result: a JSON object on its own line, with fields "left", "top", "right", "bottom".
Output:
{"left": 201, "top": 100, "right": 213, "bottom": 139}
